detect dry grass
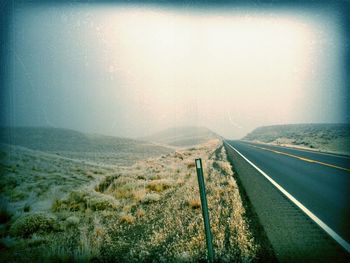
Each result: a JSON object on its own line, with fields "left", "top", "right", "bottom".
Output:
{"left": 96, "top": 140, "right": 260, "bottom": 262}
{"left": 120, "top": 214, "right": 135, "bottom": 224}
{"left": 188, "top": 198, "right": 201, "bottom": 209}
{"left": 141, "top": 193, "right": 160, "bottom": 204}
{"left": 146, "top": 179, "right": 173, "bottom": 192}
{"left": 1, "top": 139, "right": 260, "bottom": 262}
{"left": 136, "top": 208, "right": 145, "bottom": 218}
{"left": 132, "top": 189, "right": 147, "bottom": 202}
{"left": 187, "top": 162, "right": 196, "bottom": 169}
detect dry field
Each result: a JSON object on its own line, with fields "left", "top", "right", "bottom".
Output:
{"left": 0, "top": 139, "right": 260, "bottom": 262}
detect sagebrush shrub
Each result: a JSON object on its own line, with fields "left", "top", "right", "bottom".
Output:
{"left": 10, "top": 213, "right": 58, "bottom": 238}
{"left": 147, "top": 179, "right": 173, "bottom": 192}
{"left": 52, "top": 190, "right": 119, "bottom": 212}
{"left": 65, "top": 216, "right": 80, "bottom": 227}
{"left": 141, "top": 193, "right": 160, "bottom": 204}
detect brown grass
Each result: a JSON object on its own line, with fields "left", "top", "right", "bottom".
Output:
{"left": 136, "top": 208, "right": 145, "bottom": 218}
{"left": 1, "top": 139, "right": 260, "bottom": 262}
{"left": 146, "top": 179, "right": 173, "bottom": 192}
{"left": 120, "top": 214, "right": 135, "bottom": 224}
{"left": 132, "top": 189, "right": 147, "bottom": 202}
{"left": 187, "top": 162, "right": 196, "bottom": 169}
{"left": 188, "top": 198, "right": 201, "bottom": 209}
{"left": 113, "top": 187, "right": 133, "bottom": 199}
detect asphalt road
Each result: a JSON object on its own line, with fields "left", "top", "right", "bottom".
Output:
{"left": 226, "top": 140, "right": 350, "bottom": 252}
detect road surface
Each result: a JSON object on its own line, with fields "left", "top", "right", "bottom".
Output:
{"left": 225, "top": 140, "right": 350, "bottom": 261}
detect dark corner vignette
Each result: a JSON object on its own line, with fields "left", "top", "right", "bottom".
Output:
{"left": 0, "top": 0, "right": 350, "bottom": 262}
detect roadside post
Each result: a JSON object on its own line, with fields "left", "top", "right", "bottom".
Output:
{"left": 195, "top": 158, "right": 215, "bottom": 263}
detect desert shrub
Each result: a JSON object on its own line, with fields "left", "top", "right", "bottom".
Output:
{"left": 93, "top": 221, "right": 105, "bottom": 238}
{"left": 148, "top": 173, "right": 161, "bottom": 180}
{"left": 188, "top": 199, "right": 201, "bottom": 209}
{"left": 52, "top": 190, "right": 119, "bottom": 212}
{"left": 147, "top": 179, "right": 173, "bottom": 192}
{"left": 176, "top": 178, "right": 185, "bottom": 187}
{"left": 45, "top": 226, "right": 101, "bottom": 262}
{"left": 113, "top": 184, "right": 135, "bottom": 199}
{"left": 88, "top": 193, "right": 119, "bottom": 211}
{"left": 212, "top": 161, "right": 221, "bottom": 171}
{"left": 110, "top": 177, "right": 135, "bottom": 189}
{"left": 58, "top": 191, "right": 88, "bottom": 211}
{"left": 10, "top": 213, "right": 58, "bottom": 238}
{"left": 120, "top": 214, "right": 135, "bottom": 224}
{"left": 95, "top": 174, "right": 119, "bottom": 192}
{"left": 136, "top": 208, "right": 145, "bottom": 218}
{"left": 65, "top": 216, "right": 80, "bottom": 227}
{"left": 187, "top": 162, "right": 196, "bottom": 169}
{"left": 51, "top": 198, "right": 65, "bottom": 212}
{"left": 174, "top": 152, "right": 183, "bottom": 160}
{"left": 141, "top": 193, "right": 160, "bottom": 204}
{"left": 132, "top": 189, "right": 147, "bottom": 202}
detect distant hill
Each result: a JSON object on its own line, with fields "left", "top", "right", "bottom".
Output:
{"left": 140, "top": 126, "right": 222, "bottom": 147}
{"left": 0, "top": 127, "right": 173, "bottom": 165}
{"left": 243, "top": 123, "right": 350, "bottom": 155}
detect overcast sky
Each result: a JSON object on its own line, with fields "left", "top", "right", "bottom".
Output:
{"left": 2, "top": 3, "right": 348, "bottom": 138}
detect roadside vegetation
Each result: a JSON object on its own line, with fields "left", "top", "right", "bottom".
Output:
{"left": 1, "top": 134, "right": 260, "bottom": 262}
{"left": 243, "top": 123, "right": 350, "bottom": 155}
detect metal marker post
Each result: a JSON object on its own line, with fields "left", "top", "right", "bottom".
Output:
{"left": 195, "top": 158, "right": 215, "bottom": 263}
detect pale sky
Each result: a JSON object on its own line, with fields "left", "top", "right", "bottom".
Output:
{"left": 3, "top": 3, "right": 347, "bottom": 138}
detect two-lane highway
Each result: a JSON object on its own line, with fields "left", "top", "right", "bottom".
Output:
{"left": 225, "top": 140, "right": 350, "bottom": 254}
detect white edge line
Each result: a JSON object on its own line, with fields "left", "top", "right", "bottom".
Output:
{"left": 225, "top": 142, "right": 350, "bottom": 254}
{"left": 243, "top": 140, "right": 350, "bottom": 160}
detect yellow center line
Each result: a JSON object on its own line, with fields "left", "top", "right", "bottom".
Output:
{"left": 248, "top": 144, "right": 350, "bottom": 173}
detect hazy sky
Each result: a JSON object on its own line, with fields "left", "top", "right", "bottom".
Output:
{"left": 3, "top": 3, "right": 348, "bottom": 138}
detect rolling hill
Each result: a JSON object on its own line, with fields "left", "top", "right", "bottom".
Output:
{"left": 140, "top": 126, "right": 222, "bottom": 147}
{"left": 0, "top": 127, "right": 173, "bottom": 165}
{"left": 0, "top": 127, "right": 259, "bottom": 262}
{"left": 243, "top": 123, "right": 350, "bottom": 155}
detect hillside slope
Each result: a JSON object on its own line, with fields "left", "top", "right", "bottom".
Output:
{"left": 141, "top": 126, "right": 222, "bottom": 147}
{"left": 0, "top": 138, "right": 262, "bottom": 262}
{"left": 0, "top": 127, "right": 173, "bottom": 165}
{"left": 243, "top": 123, "right": 350, "bottom": 155}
